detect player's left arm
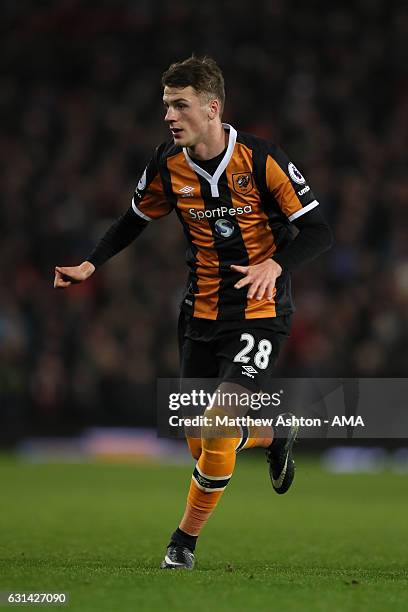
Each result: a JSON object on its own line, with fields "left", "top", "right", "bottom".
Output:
{"left": 232, "top": 147, "right": 332, "bottom": 301}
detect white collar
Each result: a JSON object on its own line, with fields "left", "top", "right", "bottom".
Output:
{"left": 182, "top": 123, "right": 237, "bottom": 197}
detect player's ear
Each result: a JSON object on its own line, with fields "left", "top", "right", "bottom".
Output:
{"left": 208, "top": 98, "right": 220, "bottom": 120}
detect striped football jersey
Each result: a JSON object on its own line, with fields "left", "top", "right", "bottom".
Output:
{"left": 132, "top": 124, "right": 319, "bottom": 320}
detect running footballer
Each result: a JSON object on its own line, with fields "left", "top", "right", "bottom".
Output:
{"left": 54, "top": 56, "right": 332, "bottom": 570}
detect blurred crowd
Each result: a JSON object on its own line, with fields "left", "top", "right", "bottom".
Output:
{"left": 1, "top": 0, "right": 407, "bottom": 437}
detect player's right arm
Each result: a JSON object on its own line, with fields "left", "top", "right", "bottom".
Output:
{"left": 53, "top": 146, "right": 172, "bottom": 290}
{"left": 54, "top": 260, "right": 96, "bottom": 288}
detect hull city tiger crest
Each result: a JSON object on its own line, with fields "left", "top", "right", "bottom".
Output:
{"left": 232, "top": 172, "right": 253, "bottom": 195}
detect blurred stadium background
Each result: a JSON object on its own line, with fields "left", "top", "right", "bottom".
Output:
{"left": 1, "top": 0, "right": 407, "bottom": 446}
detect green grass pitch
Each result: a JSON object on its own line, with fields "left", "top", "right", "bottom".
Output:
{"left": 0, "top": 453, "right": 407, "bottom": 611}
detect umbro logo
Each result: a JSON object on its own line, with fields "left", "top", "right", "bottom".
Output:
{"left": 179, "top": 185, "right": 195, "bottom": 197}
{"left": 242, "top": 365, "right": 258, "bottom": 379}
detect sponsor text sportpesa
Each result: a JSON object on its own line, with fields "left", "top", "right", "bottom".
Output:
{"left": 189, "top": 205, "right": 252, "bottom": 220}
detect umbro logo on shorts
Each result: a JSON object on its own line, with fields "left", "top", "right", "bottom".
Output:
{"left": 242, "top": 365, "right": 258, "bottom": 379}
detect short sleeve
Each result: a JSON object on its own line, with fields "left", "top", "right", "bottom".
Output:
{"left": 265, "top": 145, "right": 319, "bottom": 222}
{"left": 131, "top": 150, "right": 172, "bottom": 221}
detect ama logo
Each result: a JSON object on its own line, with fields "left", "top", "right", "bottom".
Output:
{"left": 215, "top": 219, "right": 234, "bottom": 238}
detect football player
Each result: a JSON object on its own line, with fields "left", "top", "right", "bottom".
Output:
{"left": 54, "top": 56, "right": 332, "bottom": 570}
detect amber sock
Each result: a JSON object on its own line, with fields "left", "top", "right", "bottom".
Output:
{"left": 179, "top": 434, "right": 238, "bottom": 536}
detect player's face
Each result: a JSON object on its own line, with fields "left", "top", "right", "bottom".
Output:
{"left": 163, "top": 86, "right": 214, "bottom": 147}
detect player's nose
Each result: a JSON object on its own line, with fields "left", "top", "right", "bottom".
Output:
{"left": 165, "top": 106, "right": 177, "bottom": 122}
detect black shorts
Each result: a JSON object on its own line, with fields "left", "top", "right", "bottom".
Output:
{"left": 178, "top": 312, "right": 291, "bottom": 392}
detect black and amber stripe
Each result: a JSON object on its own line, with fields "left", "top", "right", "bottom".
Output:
{"left": 166, "top": 152, "right": 221, "bottom": 318}
{"left": 161, "top": 152, "right": 200, "bottom": 314}
{"left": 195, "top": 169, "right": 249, "bottom": 320}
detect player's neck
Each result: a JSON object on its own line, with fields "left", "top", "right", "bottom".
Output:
{"left": 187, "top": 122, "right": 227, "bottom": 161}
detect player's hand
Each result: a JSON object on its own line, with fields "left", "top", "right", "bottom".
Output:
{"left": 53, "top": 261, "right": 95, "bottom": 289}
{"left": 231, "top": 259, "right": 282, "bottom": 301}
